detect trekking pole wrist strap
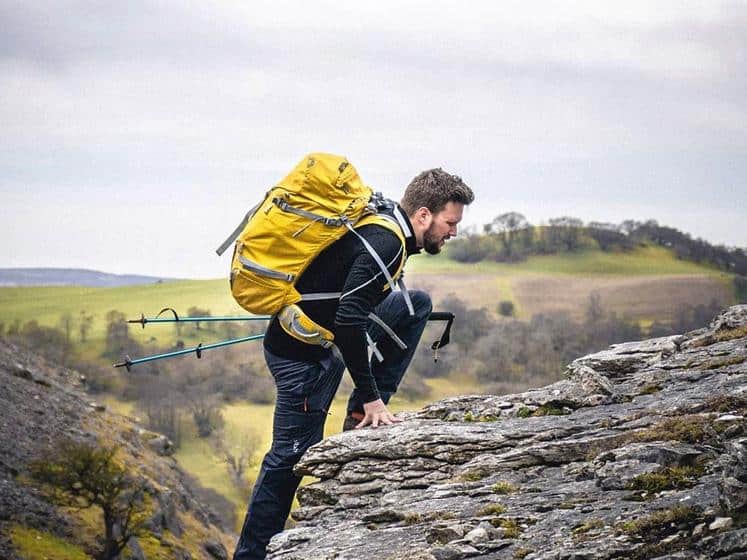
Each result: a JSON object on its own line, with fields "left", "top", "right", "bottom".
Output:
{"left": 429, "top": 311, "right": 455, "bottom": 350}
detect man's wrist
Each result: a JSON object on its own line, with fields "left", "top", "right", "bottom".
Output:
{"left": 362, "top": 390, "right": 381, "bottom": 404}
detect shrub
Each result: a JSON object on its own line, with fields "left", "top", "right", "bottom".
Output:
{"left": 28, "top": 439, "right": 148, "bottom": 560}
{"left": 498, "top": 301, "right": 515, "bottom": 317}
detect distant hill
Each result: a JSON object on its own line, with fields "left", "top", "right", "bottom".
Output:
{"left": 0, "top": 268, "right": 179, "bottom": 287}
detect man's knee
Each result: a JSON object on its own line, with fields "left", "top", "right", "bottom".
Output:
{"left": 264, "top": 411, "right": 327, "bottom": 470}
{"left": 410, "top": 290, "right": 432, "bottom": 320}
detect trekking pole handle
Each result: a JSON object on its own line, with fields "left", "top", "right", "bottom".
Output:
{"left": 428, "top": 311, "right": 455, "bottom": 362}
{"left": 429, "top": 312, "right": 455, "bottom": 322}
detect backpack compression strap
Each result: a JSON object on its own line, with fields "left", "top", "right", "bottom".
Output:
{"left": 215, "top": 201, "right": 262, "bottom": 256}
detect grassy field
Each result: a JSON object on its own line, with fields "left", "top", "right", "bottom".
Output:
{"left": 408, "top": 245, "right": 725, "bottom": 275}
{"left": 0, "top": 279, "right": 244, "bottom": 339}
{"left": 1, "top": 246, "right": 731, "bottom": 349}
{"left": 407, "top": 245, "right": 733, "bottom": 321}
{"left": 0, "top": 279, "right": 249, "bottom": 361}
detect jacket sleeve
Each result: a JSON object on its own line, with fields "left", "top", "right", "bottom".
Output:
{"left": 334, "top": 226, "right": 404, "bottom": 403}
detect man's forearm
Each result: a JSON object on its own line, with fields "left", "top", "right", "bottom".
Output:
{"left": 334, "top": 323, "right": 380, "bottom": 403}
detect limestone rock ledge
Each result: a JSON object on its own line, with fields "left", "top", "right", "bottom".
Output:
{"left": 268, "top": 306, "right": 747, "bottom": 560}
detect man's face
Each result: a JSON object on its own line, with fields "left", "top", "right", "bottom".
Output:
{"left": 422, "top": 201, "right": 465, "bottom": 255}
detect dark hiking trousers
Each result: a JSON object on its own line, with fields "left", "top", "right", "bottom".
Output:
{"left": 232, "top": 290, "right": 431, "bottom": 560}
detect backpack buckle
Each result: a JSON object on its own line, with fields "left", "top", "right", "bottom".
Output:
{"left": 324, "top": 216, "right": 343, "bottom": 226}
{"left": 272, "top": 197, "right": 289, "bottom": 211}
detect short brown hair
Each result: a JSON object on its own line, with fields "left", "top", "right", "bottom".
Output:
{"left": 400, "top": 168, "right": 474, "bottom": 216}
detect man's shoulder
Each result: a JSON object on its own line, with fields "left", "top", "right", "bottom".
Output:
{"left": 353, "top": 222, "right": 405, "bottom": 256}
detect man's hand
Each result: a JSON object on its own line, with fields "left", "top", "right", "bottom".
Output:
{"left": 357, "top": 399, "right": 402, "bottom": 429}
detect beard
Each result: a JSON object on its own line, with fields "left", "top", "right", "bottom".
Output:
{"left": 423, "top": 226, "right": 448, "bottom": 255}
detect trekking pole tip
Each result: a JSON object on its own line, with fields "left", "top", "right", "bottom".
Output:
{"left": 127, "top": 314, "right": 147, "bottom": 328}
{"left": 113, "top": 355, "right": 133, "bottom": 372}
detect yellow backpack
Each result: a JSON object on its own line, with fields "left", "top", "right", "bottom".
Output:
{"left": 216, "top": 153, "right": 412, "bottom": 348}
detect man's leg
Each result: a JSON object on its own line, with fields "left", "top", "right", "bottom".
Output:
{"left": 346, "top": 290, "right": 432, "bottom": 416}
{"left": 233, "top": 350, "right": 344, "bottom": 560}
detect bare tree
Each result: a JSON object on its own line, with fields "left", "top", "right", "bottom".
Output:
{"left": 212, "top": 429, "right": 259, "bottom": 489}
{"left": 58, "top": 312, "right": 74, "bottom": 344}
{"left": 79, "top": 311, "right": 94, "bottom": 343}
{"left": 103, "top": 310, "right": 136, "bottom": 360}
{"left": 548, "top": 217, "right": 584, "bottom": 251}
{"left": 186, "top": 306, "right": 212, "bottom": 332}
{"left": 488, "top": 212, "right": 530, "bottom": 261}
{"left": 187, "top": 392, "right": 224, "bottom": 438}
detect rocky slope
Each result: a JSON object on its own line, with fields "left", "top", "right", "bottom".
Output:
{"left": 0, "top": 339, "right": 234, "bottom": 559}
{"left": 269, "top": 306, "right": 747, "bottom": 560}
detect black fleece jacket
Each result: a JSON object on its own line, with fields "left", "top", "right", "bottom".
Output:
{"left": 263, "top": 205, "right": 419, "bottom": 403}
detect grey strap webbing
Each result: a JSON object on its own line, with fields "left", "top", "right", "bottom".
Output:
{"left": 216, "top": 202, "right": 261, "bottom": 256}
{"left": 393, "top": 206, "right": 413, "bottom": 239}
{"left": 345, "top": 219, "right": 415, "bottom": 317}
{"left": 344, "top": 221, "right": 397, "bottom": 288}
{"left": 300, "top": 292, "right": 342, "bottom": 301}
{"left": 397, "top": 277, "right": 415, "bottom": 316}
{"left": 368, "top": 312, "right": 408, "bottom": 350}
{"left": 366, "top": 332, "right": 384, "bottom": 363}
{"left": 237, "top": 255, "right": 295, "bottom": 282}
{"left": 273, "top": 198, "right": 346, "bottom": 227}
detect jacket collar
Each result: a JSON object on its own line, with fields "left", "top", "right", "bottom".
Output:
{"left": 393, "top": 204, "right": 420, "bottom": 256}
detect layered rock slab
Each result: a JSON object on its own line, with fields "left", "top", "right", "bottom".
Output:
{"left": 267, "top": 306, "right": 747, "bottom": 560}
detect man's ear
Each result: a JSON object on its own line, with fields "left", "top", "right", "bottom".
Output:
{"left": 416, "top": 207, "right": 432, "bottom": 226}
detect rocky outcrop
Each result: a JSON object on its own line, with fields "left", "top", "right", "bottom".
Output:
{"left": 0, "top": 339, "right": 233, "bottom": 559}
{"left": 269, "top": 306, "right": 747, "bottom": 559}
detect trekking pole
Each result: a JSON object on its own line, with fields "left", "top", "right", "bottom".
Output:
{"left": 113, "top": 333, "right": 265, "bottom": 371}
{"left": 127, "top": 307, "right": 271, "bottom": 328}
{"left": 428, "top": 311, "right": 455, "bottom": 362}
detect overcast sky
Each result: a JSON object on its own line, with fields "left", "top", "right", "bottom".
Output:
{"left": 2, "top": 1, "right": 745, "bottom": 278}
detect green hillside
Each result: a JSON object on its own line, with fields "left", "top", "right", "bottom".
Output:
{"left": 0, "top": 246, "right": 734, "bottom": 355}
{"left": 411, "top": 245, "right": 725, "bottom": 276}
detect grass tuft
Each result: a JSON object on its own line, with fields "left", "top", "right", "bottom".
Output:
{"left": 517, "top": 406, "right": 533, "bottom": 418}
{"left": 491, "top": 481, "right": 517, "bottom": 494}
{"left": 496, "top": 518, "right": 522, "bottom": 539}
{"left": 639, "top": 384, "right": 661, "bottom": 395}
{"left": 626, "top": 466, "right": 703, "bottom": 495}
{"left": 705, "top": 394, "right": 747, "bottom": 414}
{"left": 532, "top": 403, "right": 571, "bottom": 417}
{"left": 628, "top": 415, "right": 713, "bottom": 445}
{"left": 572, "top": 518, "right": 605, "bottom": 537}
{"left": 617, "top": 505, "right": 699, "bottom": 540}
{"left": 460, "top": 468, "right": 491, "bottom": 482}
{"left": 704, "top": 356, "right": 746, "bottom": 370}
{"left": 712, "top": 325, "right": 747, "bottom": 343}
{"left": 479, "top": 503, "right": 507, "bottom": 516}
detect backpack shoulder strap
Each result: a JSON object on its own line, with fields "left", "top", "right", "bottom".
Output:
{"left": 352, "top": 213, "right": 407, "bottom": 281}
{"left": 351, "top": 212, "right": 414, "bottom": 315}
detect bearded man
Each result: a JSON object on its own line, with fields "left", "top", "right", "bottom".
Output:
{"left": 234, "top": 167, "right": 474, "bottom": 560}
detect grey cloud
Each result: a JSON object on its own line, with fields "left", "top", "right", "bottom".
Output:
{"left": 0, "top": 1, "right": 745, "bottom": 277}
{"left": 0, "top": 1, "right": 271, "bottom": 68}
